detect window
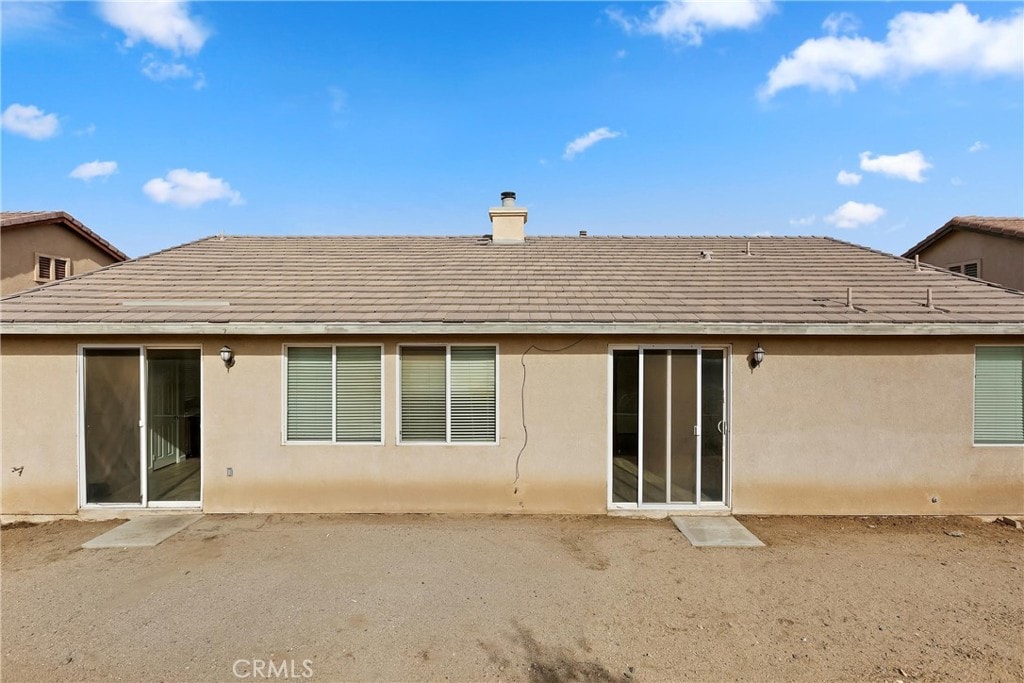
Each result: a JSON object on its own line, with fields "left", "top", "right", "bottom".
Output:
{"left": 399, "top": 345, "right": 497, "bottom": 443}
{"left": 285, "top": 346, "right": 382, "bottom": 443}
{"left": 974, "top": 346, "right": 1024, "bottom": 445}
{"left": 948, "top": 261, "right": 980, "bottom": 278}
{"left": 36, "top": 254, "right": 70, "bottom": 282}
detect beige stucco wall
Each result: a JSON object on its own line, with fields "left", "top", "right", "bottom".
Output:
{"left": 1, "top": 223, "right": 121, "bottom": 296}
{"left": 2, "top": 334, "right": 1022, "bottom": 516}
{"left": 916, "top": 230, "right": 1024, "bottom": 291}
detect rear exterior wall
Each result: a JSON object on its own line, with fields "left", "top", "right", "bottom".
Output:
{"left": 1, "top": 334, "right": 1021, "bottom": 516}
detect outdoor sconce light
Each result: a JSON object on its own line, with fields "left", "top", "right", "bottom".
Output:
{"left": 750, "top": 344, "right": 766, "bottom": 369}
{"left": 220, "top": 345, "right": 235, "bottom": 369}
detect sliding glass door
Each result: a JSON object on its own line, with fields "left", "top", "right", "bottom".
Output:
{"left": 611, "top": 347, "right": 728, "bottom": 507}
{"left": 81, "top": 347, "right": 202, "bottom": 507}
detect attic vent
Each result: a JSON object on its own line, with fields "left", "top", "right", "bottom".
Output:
{"left": 35, "top": 254, "right": 70, "bottom": 283}
{"left": 699, "top": 250, "right": 713, "bottom": 261}
{"left": 949, "top": 261, "right": 980, "bottom": 278}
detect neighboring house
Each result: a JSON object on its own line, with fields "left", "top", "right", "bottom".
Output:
{"left": 1, "top": 196, "right": 1022, "bottom": 518}
{"left": 903, "top": 216, "right": 1024, "bottom": 291}
{"left": 1, "top": 211, "right": 128, "bottom": 296}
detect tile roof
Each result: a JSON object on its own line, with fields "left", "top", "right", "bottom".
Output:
{"left": 0, "top": 211, "right": 128, "bottom": 261}
{"left": 903, "top": 216, "right": 1024, "bottom": 258}
{"left": 2, "top": 235, "right": 1022, "bottom": 334}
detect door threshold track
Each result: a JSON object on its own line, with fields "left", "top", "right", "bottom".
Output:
{"left": 609, "top": 507, "right": 731, "bottom": 519}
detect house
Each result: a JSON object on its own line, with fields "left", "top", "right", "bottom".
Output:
{"left": 903, "top": 216, "right": 1024, "bottom": 291}
{"left": 1, "top": 211, "right": 128, "bottom": 296}
{"left": 2, "top": 194, "right": 1022, "bottom": 518}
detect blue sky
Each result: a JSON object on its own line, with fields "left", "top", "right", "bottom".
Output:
{"left": 2, "top": 1, "right": 1022, "bottom": 258}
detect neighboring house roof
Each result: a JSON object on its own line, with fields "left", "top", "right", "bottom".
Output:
{"left": 2, "top": 235, "right": 1023, "bottom": 335}
{"left": 0, "top": 211, "right": 129, "bottom": 262}
{"left": 902, "top": 216, "right": 1024, "bottom": 258}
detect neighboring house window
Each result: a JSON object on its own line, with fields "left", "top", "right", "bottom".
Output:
{"left": 285, "top": 346, "right": 383, "bottom": 443}
{"left": 399, "top": 345, "right": 497, "bottom": 443}
{"left": 948, "top": 261, "right": 980, "bottom": 278}
{"left": 974, "top": 346, "right": 1024, "bottom": 445}
{"left": 36, "top": 254, "right": 70, "bottom": 282}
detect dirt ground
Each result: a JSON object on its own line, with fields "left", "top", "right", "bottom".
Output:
{"left": 1, "top": 514, "right": 1021, "bottom": 683}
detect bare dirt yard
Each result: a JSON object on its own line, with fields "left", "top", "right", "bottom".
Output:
{"left": 2, "top": 514, "right": 1022, "bottom": 682}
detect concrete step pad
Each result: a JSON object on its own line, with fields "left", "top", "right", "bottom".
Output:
{"left": 82, "top": 514, "right": 201, "bottom": 548}
{"left": 671, "top": 515, "right": 764, "bottom": 548}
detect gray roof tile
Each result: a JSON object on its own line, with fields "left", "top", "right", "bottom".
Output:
{"left": 1, "top": 235, "right": 1022, "bottom": 329}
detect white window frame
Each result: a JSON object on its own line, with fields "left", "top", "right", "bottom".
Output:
{"left": 947, "top": 259, "right": 981, "bottom": 279}
{"left": 281, "top": 343, "right": 385, "bottom": 446}
{"left": 396, "top": 343, "right": 500, "bottom": 446}
{"left": 35, "top": 252, "right": 71, "bottom": 283}
{"left": 972, "top": 344, "right": 1024, "bottom": 448}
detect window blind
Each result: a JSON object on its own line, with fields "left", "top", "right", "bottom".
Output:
{"left": 400, "top": 347, "right": 447, "bottom": 442}
{"left": 974, "top": 346, "right": 1024, "bottom": 445}
{"left": 450, "top": 346, "right": 496, "bottom": 442}
{"left": 286, "top": 347, "right": 333, "bottom": 441}
{"left": 335, "top": 346, "right": 382, "bottom": 442}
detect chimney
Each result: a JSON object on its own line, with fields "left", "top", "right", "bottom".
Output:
{"left": 489, "top": 191, "right": 527, "bottom": 244}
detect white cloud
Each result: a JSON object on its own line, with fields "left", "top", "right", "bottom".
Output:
{"left": 98, "top": 1, "right": 210, "bottom": 55}
{"left": 968, "top": 140, "right": 988, "bottom": 153}
{"left": 615, "top": 49, "right": 628, "bottom": 59}
{"left": 760, "top": 4, "right": 1023, "bottom": 99}
{"left": 609, "top": 0, "right": 774, "bottom": 46}
{"left": 788, "top": 214, "right": 816, "bottom": 227}
{"left": 75, "top": 123, "right": 97, "bottom": 137}
{"left": 950, "top": 176, "right": 965, "bottom": 186}
{"left": 825, "top": 201, "right": 885, "bottom": 229}
{"left": 836, "top": 170, "right": 862, "bottom": 186}
{"left": 142, "top": 55, "right": 193, "bottom": 81}
{"left": 822, "top": 11, "right": 860, "bottom": 36}
{"left": 143, "top": 168, "right": 243, "bottom": 208}
{"left": 859, "top": 150, "right": 932, "bottom": 182}
{"left": 70, "top": 160, "right": 118, "bottom": 181}
{"left": 0, "top": 103, "right": 60, "bottom": 140}
{"left": 563, "top": 127, "right": 622, "bottom": 161}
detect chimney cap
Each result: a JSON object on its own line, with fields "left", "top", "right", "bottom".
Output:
{"left": 500, "top": 191, "right": 516, "bottom": 200}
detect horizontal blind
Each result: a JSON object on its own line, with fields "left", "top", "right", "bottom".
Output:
{"left": 335, "top": 346, "right": 382, "bottom": 442}
{"left": 400, "top": 347, "right": 446, "bottom": 442}
{"left": 974, "top": 346, "right": 1024, "bottom": 445}
{"left": 450, "top": 346, "right": 496, "bottom": 442}
{"left": 286, "top": 347, "right": 333, "bottom": 441}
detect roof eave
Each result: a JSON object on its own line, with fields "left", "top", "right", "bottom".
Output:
{"left": 903, "top": 217, "right": 1024, "bottom": 258}
{"left": 3, "top": 321, "right": 1023, "bottom": 336}
{"left": 1, "top": 212, "right": 129, "bottom": 262}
